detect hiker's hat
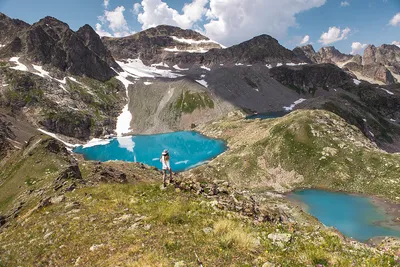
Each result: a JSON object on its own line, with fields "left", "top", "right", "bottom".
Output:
{"left": 162, "top": 149, "right": 169, "bottom": 155}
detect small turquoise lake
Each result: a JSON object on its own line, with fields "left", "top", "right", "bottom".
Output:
{"left": 73, "top": 131, "right": 227, "bottom": 172}
{"left": 290, "top": 189, "right": 400, "bottom": 242}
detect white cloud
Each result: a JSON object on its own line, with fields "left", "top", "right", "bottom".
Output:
{"left": 137, "top": 0, "right": 208, "bottom": 30}
{"left": 97, "top": 6, "right": 134, "bottom": 37}
{"left": 135, "top": 0, "right": 326, "bottom": 46}
{"left": 351, "top": 42, "right": 367, "bottom": 55}
{"left": 103, "top": 0, "right": 109, "bottom": 8}
{"left": 389, "top": 13, "right": 400, "bottom": 27}
{"left": 133, "top": 3, "right": 142, "bottom": 15}
{"left": 299, "top": 35, "right": 310, "bottom": 45}
{"left": 340, "top": 1, "right": 350, "bottom": 7}
{"left": 392, "top": 41, "right": 400, "bottom": 47}
{"left": 95, "top": 23, "right": 112, "bottom": 37}
{"left": 318, "top": 26, "right": 351, "bottom": 45}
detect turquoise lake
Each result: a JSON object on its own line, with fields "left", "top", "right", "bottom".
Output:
{"left": 73, "top": 131, "right": 227, "bottom": 172}
{"left": 290, "top": 189, "right": 400, "bottom": 242}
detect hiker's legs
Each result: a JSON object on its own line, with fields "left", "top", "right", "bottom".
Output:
{"left": 168, "top": 168, "right": 173, "bottom": 182}
{"left": 162, "top": 170, "right": 167, "bottom": 187}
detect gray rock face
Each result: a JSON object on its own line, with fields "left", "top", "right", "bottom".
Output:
{"left": 0, "top": 12, "right": 29, "bottom": 45}
{"left": 0, "top": 14, "right": 117, "bottom": 82}
{"left": 103, "top": 24, "right": 222, "bottom": 63}
{"left": 269, "top": 64, "right": 352, "bottom": 92}
{"left": 318, "top": 46, "right": 353, "bottom": 64}
{"left": 293, "top": 44, "right": 320, "bottom": 64}
{"left": 363, "top": 44, "right": 400, "bottom": 68}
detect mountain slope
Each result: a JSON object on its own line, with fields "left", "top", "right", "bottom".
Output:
{"left": 103, "top": 25, "right": 222, "bottom": 64}
{"left": 189, "top": 110, "right": 400, "bottom": 201}
{"left": 0, "top": 13, "right": 118, "bottom": 82}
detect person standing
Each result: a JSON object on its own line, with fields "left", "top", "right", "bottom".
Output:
{"left": 160, "top": 149, "right": 173, "bottom": 188}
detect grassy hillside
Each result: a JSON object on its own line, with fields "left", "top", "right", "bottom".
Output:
{"left": 1, "top": 179, "right": 398, "bottom": 266}
{"left": 189, "top": 110, "right": 400, "bottom": 202}
{"left": 1, "top": 111, "right": 400, "bottom": 266}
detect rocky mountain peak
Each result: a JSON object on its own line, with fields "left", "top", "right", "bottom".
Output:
{"left": 140, "top": 24, "right": 211, "bottom": 41}
{"left": 0, "top": 14, "right": 118, "bottom": 81}
{"left": 318, "top": 46, "right": 352, "bottom": 64}
{"left": 0, "top": 12, "right": 30, "bottom": 45}
{"left": 293, "top": 44, "right": 319, "bottom": 63}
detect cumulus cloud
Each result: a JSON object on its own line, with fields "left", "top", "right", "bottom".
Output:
{"left": 133, "top": 3, "right": 142, "bottom": 15}
{"left": 351, "top": 42, "right": 367, "bottom": 55}
{"left": 137, "top": 0, "right": 208, "bottom": 30}
{"left": 103, "top": 0, "right": 109, "bottom": 8}
{"left": 134, "top": 0, "right": 326, "bottom": 46}
{"left": 95, "top": 23, "right": 112, "bottom": 37}
{"left": 318, "top": 26, "right": 351, "bottom": 45}
{"left": 389, "top": 13, "right": 400, "bottom": 27}
{"left": 299, "top": 35, "right": 310, "bottom": 45}
{"left": 340, "top": 1, "right": 350, "bottom": 7}
{"left": 392, "top": 41, "right": 400, "bottom": 47}
{"left": 97, "top": 6, "right": 134, "bottom": 37}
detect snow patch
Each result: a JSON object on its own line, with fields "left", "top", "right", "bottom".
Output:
{"left": 220, "top": 64, "right": 224, "bottom": 66}
{"left": 151, "top": 62, "right": 169, "bottom": 68}
{"left": 144, "top": 82, "right": 153, "bottom": 85}
{"left": 390, "top": 119, "right": 396, "bottom": 122}
{"left": 283, "top": 98, "right": 306, "bottom": 111}
{"left": 82, "top": 138, "right": 111, "bottom": 148}
{"left": 353, "top": 79, "right": 361, "bottom": 85}
{"left": 195, "top": 79, "right": 208, "bottom": 88}
{"left": 0, "top": 44, "right": 5, "bottom": 48}
{"left": 112, "top": 67, "right": 134, "bottom": 136}
{"left": 59, "top": 84, "right": 68, "bottom": 93}
{"left": 266, "top": 64, "right": 272, "bottom": 69}
{"left": 9, "top": 57, "right": 28, "bottom": 71}
{"left": 380, "top": 88, "right": 394, "bottom": 95}
{"left": 235, "top": 63, "right": 244, "bottom": 66}
{"left": 171, "top": 36, "right": 223, "bottom": 47}
{"left": 32, "top": 64, "right": 50, "bottom": 78}
{"left": 173, "top": 65, "right": 189, "bottom": 71}
{"left": 38, "top": 129, "right": 79, "bottom": 148}
{"left": 369, "top": 131, "right": 375, "bottom": 137}
{"left": 363, "top": 118, "right": 367, "bottom": 122}
{"left": 201, "top": 65, "right": 211, "bottom": 71}
{"left": 276, "top": 63, "right": 283, "bottom": 67}
{"left": 117, "top": 58, "right": 182, "bottom": 79}
{"left": 286, "top": 62, "right": 308, "bottom": 66}
{"left": 164, "top": 46, "right": 208, "bottom": 53}
{"left": 68, "top": 77, "right": 82, "bottom": 85}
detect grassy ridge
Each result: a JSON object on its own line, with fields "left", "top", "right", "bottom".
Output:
{"left": 1, "top": 182, "right": 397, "bottom": 266}
{"left": 190, "top": 110, "right": 400, "bottom": 201}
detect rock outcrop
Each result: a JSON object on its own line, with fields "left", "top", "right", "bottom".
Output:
{"left": 269, "top": 63, "right": 352, "bottom": 92}
{"left": 293, "top": 44, "right": 320, "bottom": 64}
{"left": 102, "top": 24, "right": 222, "bottom": 63}
{"left": 0, "top": 13, "right": 117, "bottom": 81}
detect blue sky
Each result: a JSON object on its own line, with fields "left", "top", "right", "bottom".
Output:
{"left": 0, "top": 0, "right": 399, "bottom": 54}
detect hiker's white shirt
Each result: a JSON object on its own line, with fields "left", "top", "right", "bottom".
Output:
{"left": 160, "top": 155, "right": 170, "bottom": 170}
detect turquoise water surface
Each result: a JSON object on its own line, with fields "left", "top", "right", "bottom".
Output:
{"left": 73, "top": 131, "right": 227, "bottom": 172}
{"left": 290, "top": 189, "right": 400, "bottom": 242}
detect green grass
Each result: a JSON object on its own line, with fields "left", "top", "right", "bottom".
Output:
{"left": 190, "top": 110, "right": 400, "bottom": 202}
{"left": 0, "top": 181, "right": 397, "bottom": 266}
{"left": 175, "top": 91, "right": 214, "bottom": 113}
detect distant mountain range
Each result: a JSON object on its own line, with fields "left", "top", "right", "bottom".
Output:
{"left": 0, "top": 12, "right": 399, "bottom": 154}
